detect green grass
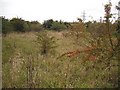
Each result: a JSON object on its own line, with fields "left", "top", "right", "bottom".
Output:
{"left": 2, "top": 31, "right": 119, "bottom": 88}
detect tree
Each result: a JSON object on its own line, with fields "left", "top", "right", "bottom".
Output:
{"left": 2, "top": 17, "right": 13, "bottom": 36}
{"left": 51, "top": 21, "right": 67, "bottom": 31}
{"left": 10, "top": 18, "right": 25, "bottom": 32}
{"left": 43, "top": 19, "right": 53, "bottom": 29}
{"left": 29, "top": 21, "right": 43, "bottom": 32}
{"left": 43, "top": 19, "right": 67, "bottom": 31}
{"left": 104, "top": 1, "right": 114, "bottom": 51}
{"left": 36, "top": 31, "right": 57, "bottom": 56}
{"left": 116, "top": 1, "right": 120, "bottom": 46}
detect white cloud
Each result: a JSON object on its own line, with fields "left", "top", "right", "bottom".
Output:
{"left": 1, "top": 0, "right": 119, "bottom": 23}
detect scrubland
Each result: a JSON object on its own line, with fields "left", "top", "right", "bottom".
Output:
{"left": 2, "top": 22, "right": 119, "bottom": 88}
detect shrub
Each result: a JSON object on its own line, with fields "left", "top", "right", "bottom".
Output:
{"left": 2, "top": 17, "right": 14, "bottom": 35}
{"left": 43, "top": 19, "right": 53, "bottom": 29}
{"left": 10, "top": 18, "right": 25, "bottom": 32}
{"left": 43, "top": 19, "right": 67, "bottom": 31}
{"left": 36, "top": 31, "right": 57, "bottom": 56}
{"left": 50, "top": 21, "right": 67, "bottom": 31}
{"left": 29, "top": 22, "right": 43, "bottom": 32}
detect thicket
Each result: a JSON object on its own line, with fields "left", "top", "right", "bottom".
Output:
{"left": 43, "top": 19, "right": 69, "bottom": 31}
{"left": 2, "top": 17, "right": 73, "bottom": 35}
{"left": 2, "top": 17, "right": 43, "bottom": 35}
{"left": 2, "top": 18, "right": 14, "bottom": 35}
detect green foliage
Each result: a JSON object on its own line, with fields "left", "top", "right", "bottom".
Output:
{"left": 104, "top": 2, "right": 112, "bottom": 19}
{"left": 50, "top": 21, "right": 67, "bottom": 31}
{"left": 43, "top": 19, "right": 53, "bottom": 29}
{"left": 10, "top": 18, "right": 25, "bottom": 32}
{"left": 2, "top": 17, "right": 14, "bottom": 35}
{"left": 36, "top": 31, "right": 57, "bottom": 56}
{"left": 2, "top": 17, "right": 43, "bottom": 35}
{"left": 23, "top": 21, "right": 30, "bottom": 32}
{"left": 29, "top": 21, "right": 43, "bottom": 32}
{"left": 43, "top": 19, "right": 67, "bottom": 31}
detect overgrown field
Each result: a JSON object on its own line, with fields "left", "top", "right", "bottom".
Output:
{"left": 2, "top": 24, "right": 119, "bottom": 88}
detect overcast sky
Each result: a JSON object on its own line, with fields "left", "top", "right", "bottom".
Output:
{"left": 0, "top": 0, "right": 119, "bottom": 23}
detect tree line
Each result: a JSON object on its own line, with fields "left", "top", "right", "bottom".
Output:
{"left": 2, "top": 17, "right": 42, "bottom": 35}
{"left": 2, "top": 17, "right": 73, "bottom": 35}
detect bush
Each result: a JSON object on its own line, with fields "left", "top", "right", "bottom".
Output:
{"left": 50, "top": 21, "right": 67, "bottom": 31}
{"left": 43, "top": 19, "right": 53, "bottom": 29}
{"left": 10, "top": 18, "right": 25, "bottom": 32}
{"left": 36, "top": 31, "right": 57, "bottom": 56}
{"left": 43, "top": 19, "right": 67, "bottom": 31}
{"left": 29, "top": 22, "right": 43, "bottom": 32}
{"left": 2, "top": 17, "right": 14, "bottom": 35}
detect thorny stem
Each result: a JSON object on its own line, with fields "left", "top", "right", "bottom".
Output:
{"left": 106, "top": 19, "right": 114, "bottom": 51}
